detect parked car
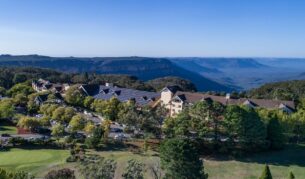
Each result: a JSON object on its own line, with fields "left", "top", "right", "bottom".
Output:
{"left": 114, "top": 133, "right": 126, "bottom": 140}
{"left": 111, "top": 128, "right": 123, "bottom": 133}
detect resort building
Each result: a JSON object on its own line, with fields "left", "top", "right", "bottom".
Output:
{"left": 79, "top": 83, "right": 160, "bottom": 106}
{"left": 161, "top": 86, "right": 296, "bottom": 117}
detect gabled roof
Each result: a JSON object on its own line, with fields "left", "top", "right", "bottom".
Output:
{"left": 36, "top": 94, "right": 49, "bottom": 103}
{"left": 53, "top": 85, "right": 63, "bottom": 92}
{"left": 54, "top": 92, "right": 63, "bottom": 100}
{"left": 80, "top": 84, "right": 160, "bottom": 106}
{"left": 174, "top": 94, "right": 186, "bottom": 102}
{"left": 80, "top": 84, "right": 100, "bottom": 96}
{"left": 162, "top": 86, "right": 180, "bottom": 94}
{"left": 172, "top": 91, "right": 296, "bottom": 110}
{"left": 36, "top": 92, "right": 63, "bottom": 103}
{"left": 243, "top": 99, "right": 258, "bottom": 108}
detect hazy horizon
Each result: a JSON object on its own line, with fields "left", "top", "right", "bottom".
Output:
{"left": 1, "top": 54, "right": 305, "bottom": 59}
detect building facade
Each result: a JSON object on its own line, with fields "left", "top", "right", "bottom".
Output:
{"left": 160, "top": 87, "right": 296, "bottom": 117}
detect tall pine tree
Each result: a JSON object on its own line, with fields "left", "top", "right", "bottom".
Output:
{"left": 259, "top": 165, "right": 273, "bottom": 179}
{"left": 288, "top": 171, "right": 295, "bottom": 179}
{"left": 160, "top": 138, "right": 208, "bottom": 179}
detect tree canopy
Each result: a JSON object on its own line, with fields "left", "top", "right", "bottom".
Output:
{"left": 259, "top": 165, "right": 273, "bottom": 179}
{"left": 160, "top": 138, "right": 207, "bottom": 179}
{"left": 147, "top": 76, "right": 197, "bottom": 92}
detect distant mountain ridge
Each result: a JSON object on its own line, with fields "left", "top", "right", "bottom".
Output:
{"left": 171, "top": 57, "right": 305, "bottom": 90}
{"left": 1, "top": 55, "right": 305, "bottom": 91}
{"left": 172, "top": 57, "right": 267, "bottom": 69}
{"left": 0, "top": 55, "right": 232, "bottom": 92}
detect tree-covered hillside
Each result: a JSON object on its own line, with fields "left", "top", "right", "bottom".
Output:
{"left": 146, "top": 76, "right": 197, "bottom": 92}
{"left": 248, "top": 80, "right": 305, "bottom": 101}
{"left": 0, "top": 67, "right": 196, "bottom": 92}
{"left": 0, "top": 55, "right": 232, "bottom": 91}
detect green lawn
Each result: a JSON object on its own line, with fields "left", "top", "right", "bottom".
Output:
{"left": 205, "top": 144, "right": 305, "bottom": 179}
{"left": 91, "top": 145, "right": 305, "bottom": 179}
{"left": 0, "top": 123, "right": 17, "bottom": 135}
{"left": 0, "top": 148, "right": 69, "bottom": 176}
{"left": 0, "top": 145, "right": 304, "bottom": 179}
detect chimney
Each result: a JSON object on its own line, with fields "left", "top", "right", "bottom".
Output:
{"left": 105, "top": 82, "right": 113, "bottom": 87}
{"left": 226, "top": 93, "right": 231, "bottom": 100}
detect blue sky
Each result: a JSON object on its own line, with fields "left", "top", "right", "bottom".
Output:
{"left": 0, "top": 0, "right": 305, "bottom": 57}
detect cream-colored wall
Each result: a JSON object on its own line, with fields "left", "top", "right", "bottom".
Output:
{"left": 161, "top": 89, "right": 173, "bottom": 109}
{"left": 170, "top": 100, "right": 183, "bottom": 116}
{"left": 160, "top": 89, "right": 185, "bottom": 117}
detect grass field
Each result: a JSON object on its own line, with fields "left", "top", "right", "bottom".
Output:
{"left": 0, "top": 145, "right": 304, "bottom": 179}
{"left": 205, "top": 144, "right": 305, "bottom": 179}
{"left": 0, "top": 148, "right": 69, "bottom": 176}
{"left": 91, "top": 150, "right": 160, "bottom": 179}
{"left": 0, "top": 122, "right": 17, "bottom": 135}
{"left": 86, "top": 144, "right": 305, "bottom": 179}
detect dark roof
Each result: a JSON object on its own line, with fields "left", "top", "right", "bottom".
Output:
{"left": 80, "top": 84, "right": 100, "bottom": 96}
{"left": 44, "top": 84, "right": 53, "bottom": 89}
{"left": 176, "top": 94, "right": 186, "bottom": 101}
{"left": 36, "top": 93, "right": 63, "bottom": 103}
{"left": 173, "top": 91, "right": 295, "bottom": 110}
{"left": 54, "top": 92, "right": 63, "bottom": 100}
{"left": 162, "top": 86, "right": 180, "bottom": 94}
{"left": 53, "top": 85, "right": 63, "bottom": 92}
{"left": 80, "top": 84, "right": 160, "bottom": 106}
{"left": 36, "top": 94, "right": 49, "bottom": 103}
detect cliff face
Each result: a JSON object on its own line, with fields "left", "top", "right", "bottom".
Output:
{"left": 0, "top": 55, "right": 232, "bottom": 92}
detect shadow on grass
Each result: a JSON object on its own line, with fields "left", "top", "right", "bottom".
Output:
{"left": 7, "top": 144, "right": 65, "bottom": 150}
{"left": 96, "top": 141, "right": 129, "bottom": 152}
{"left": 206, "top": 144, "right": 305, "bottom": 167}
{"left": 0, "top": 120, "right": 17, "bottom": 135}
{"left": 96, "top": 141, "right": 153, "bottom": 157}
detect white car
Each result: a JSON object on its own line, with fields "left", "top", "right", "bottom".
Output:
{"left": 114, "top": 133, "right": 125, "bottom": 140}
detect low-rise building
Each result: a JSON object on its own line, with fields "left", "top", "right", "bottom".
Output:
{"left": 32, "top": 79, "right": 70, "bottom": 94}
{"left": 161, "top": 88, "right": 296, "bottom": 117}
{"left": 32, "top": 79, "right": 52, "bottom": 92}
{"left": 34, "top": 93, "right": 63, "bottom": 106}
{"left": 80, "top": 83, "right": 160, "bottom": 106}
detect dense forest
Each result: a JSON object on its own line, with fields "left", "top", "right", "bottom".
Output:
{"left": 146, "top": 76, "right": 197, "bottom": 92}
{"left": 248, "top": 80, "right": 305, "bottom": 101}
{"left": 0, "top": 67, "right": 197, "bottom": 92}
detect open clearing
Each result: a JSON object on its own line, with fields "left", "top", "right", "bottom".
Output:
{"left": 0, "top": 144, "right": 304, "bottom": 178}
{"left": 0, "top": 148, "right": 69, "bottom": 175}
{"left": 0, "top": 121, "right": 17, "bottom": 135}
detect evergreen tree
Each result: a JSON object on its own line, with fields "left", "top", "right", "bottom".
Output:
{"left": 243, "top": 107, "right": 267, "bottom": 150}
{"left": 85, "top": 127, "right": 104, "bottom": 149}
{"left": 160, "top": 138, "right": 208, "bottom": 179}
{"left": 288, "top": 171, "right": 295, "bottom": 179}
{"left": 259, "top": 165, "right": 273, "bottom": 179}
{"left": 267, "top": 116, "right": 285, "bottom": 149}
{"left": 189, "top": 101, "right": 224, "bottom": 146}
{"left": 258, "top": 110, "right": 285, "bottom": 150}
{"left": 224, "top": 106, "right": 267, "bottom": 151}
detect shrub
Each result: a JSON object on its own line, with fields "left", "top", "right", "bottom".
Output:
{"left": 44, "top": 168, "right": 75, "bottom": 179}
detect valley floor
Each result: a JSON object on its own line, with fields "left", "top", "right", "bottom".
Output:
{"left": 0, "top": 144, "right": 304, "bottom": 179}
